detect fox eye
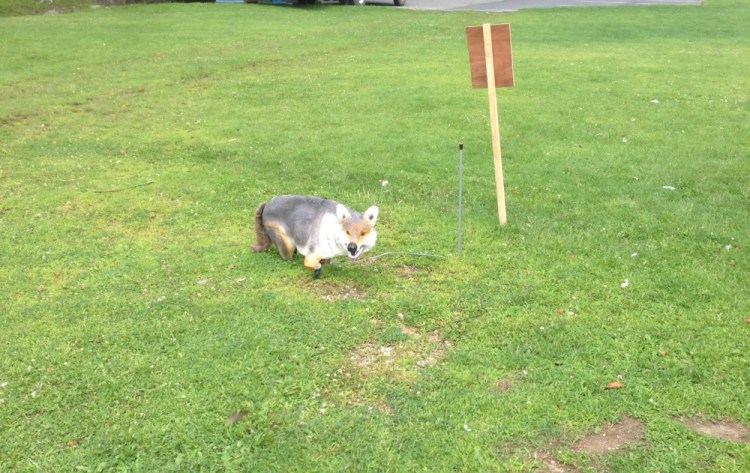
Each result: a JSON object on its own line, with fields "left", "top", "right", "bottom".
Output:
{"left": 361, "top": 231, "right": 367, "bottom": 237}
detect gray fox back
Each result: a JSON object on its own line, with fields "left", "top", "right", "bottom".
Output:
{"left": 262, "top": 195, "right": 344, "bottom": 246}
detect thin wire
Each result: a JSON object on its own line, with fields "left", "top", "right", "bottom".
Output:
{"left": 328, "top": 252, "right": 448, "bottom": 265}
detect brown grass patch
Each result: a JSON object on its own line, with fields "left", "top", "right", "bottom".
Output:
{"left": 399, "top": 265, "right": 426, "bottom": 280}
{"left": 345, "top": 326, "right": 453, "bottom": 383}
{"left": 494, "top": 378, "right": 513, "bottom": 393}
{"left": 528, "top": 416, "right": 646, "bottom": 472}
{"left": 533, "top": 452, "right": 580, "bottom": 473}
{"left": 347, "top": 332, "right": 451, "bottom": 382}
{"left": 322, "top": 326, "right": 453, "bottom": 416}
{"left": 306, "top": 279, "right": 367, "bottom": 302}
{"left": 346, "top": 393, "right": 393, "bottom": 415}
{"left": 676, "top": 417, "right": 750, "bottom": 444}
{"left": 571, "top": 416, "right": 645, "bottom": 454}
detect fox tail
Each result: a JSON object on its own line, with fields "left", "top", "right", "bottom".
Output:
{"left": 251, "top": 202, "right": 272, "bottom": 253}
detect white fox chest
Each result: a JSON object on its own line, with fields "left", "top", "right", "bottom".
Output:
{"left": 297, "top": 213, "right": 346, "bottom": 259}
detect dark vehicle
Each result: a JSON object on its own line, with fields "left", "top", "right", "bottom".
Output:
{"left": 260, "top": 0, "right": 405, "bottom": 5}
{"left": 342, "top": 0, "right": 405, "bottom": 4}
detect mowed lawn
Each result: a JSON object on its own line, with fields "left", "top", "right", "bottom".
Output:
{"left": 1, "top": 1, "right": 748, "bottom": 471}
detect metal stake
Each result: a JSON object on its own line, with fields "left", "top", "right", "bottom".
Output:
{"left": 458, "top": 143, "right": 464, "bottom": 257}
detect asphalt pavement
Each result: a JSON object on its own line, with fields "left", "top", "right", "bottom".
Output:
{"left": 398, "top": 0, "right": 703, "bottom": 12}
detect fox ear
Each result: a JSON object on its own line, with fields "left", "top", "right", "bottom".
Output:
{"left": 336, "top": 204, "right": 352, "bottom": 222}
{"left": 364, "top": 206, "right": 379, "bottom": 226}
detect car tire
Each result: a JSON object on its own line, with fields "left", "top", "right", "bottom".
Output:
{"left": 394, "top": 0, "right": 405, "bottom": 5}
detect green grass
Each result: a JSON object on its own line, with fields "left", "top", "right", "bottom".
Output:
{"left": 2, "top": 1, "right": 749, "bottom": 471}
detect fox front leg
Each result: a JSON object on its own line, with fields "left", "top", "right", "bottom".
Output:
{"left": 304, "top": 255, "right": 325, "bottom": 279}
{"left": 316, "top": 259, "right": 332, "bottom": 279}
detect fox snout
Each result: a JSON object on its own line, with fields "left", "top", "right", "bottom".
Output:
{"left": 347, "top": 242, "right": 358, "bottom": 256}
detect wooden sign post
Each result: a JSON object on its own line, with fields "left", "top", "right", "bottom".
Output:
{"left": 466, "top": 24, "right": 515, "bottom": 225}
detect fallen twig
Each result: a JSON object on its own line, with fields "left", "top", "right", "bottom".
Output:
{"left": 93, "top": 181, "right": 154, "bottom": 193}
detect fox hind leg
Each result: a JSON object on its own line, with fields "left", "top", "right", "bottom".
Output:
{"left": 265, "top": 223, "right": 296, "bottom": 260}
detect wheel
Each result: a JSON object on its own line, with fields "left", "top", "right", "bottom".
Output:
{"left": 394, "top": 0, "right": 405, "bottom": 5}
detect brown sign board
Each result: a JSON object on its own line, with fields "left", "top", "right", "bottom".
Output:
{"left": 466, "top": 24, "right": 515, "bottom": 89}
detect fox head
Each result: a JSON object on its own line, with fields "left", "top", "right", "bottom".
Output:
{"left": 336, "top": 204, "right": 379, "bottom": 259}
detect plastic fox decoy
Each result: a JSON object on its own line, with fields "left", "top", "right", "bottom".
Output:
{"left": 252, "top": 195, "right": 379, "bottom": 279}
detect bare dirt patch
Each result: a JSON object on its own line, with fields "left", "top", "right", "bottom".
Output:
{"left": 572, "top": 416, "right": 646, "bottom": 454}
{"left": 494, "top": 378, "right": 513, "bottom": 393}
{"left": 528, "top": 416, "right": 646, "bottom": 472}
{"left": 677, "top": 417, "right": 750, "bottom": 444}
{"left": 306, "top": 280, "right": 367, "bottom": 302}
{"left": 533, "top": 451, "right": 580, "bottom": 473}
{"left": 323, "top": 326, "right": 453, "bottom": 415}
{"left": 399, "top": 265, "right": 426, "bottom": 280}
{"left": 346, "top": 392, "right": 393, "bottom": 415}
{"left": 347, "top": 327, "right": 453, "bottom": 382}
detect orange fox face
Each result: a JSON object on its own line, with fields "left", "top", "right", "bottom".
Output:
{"left": 337, "top": 204, "right": 379, "bottom": 260}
